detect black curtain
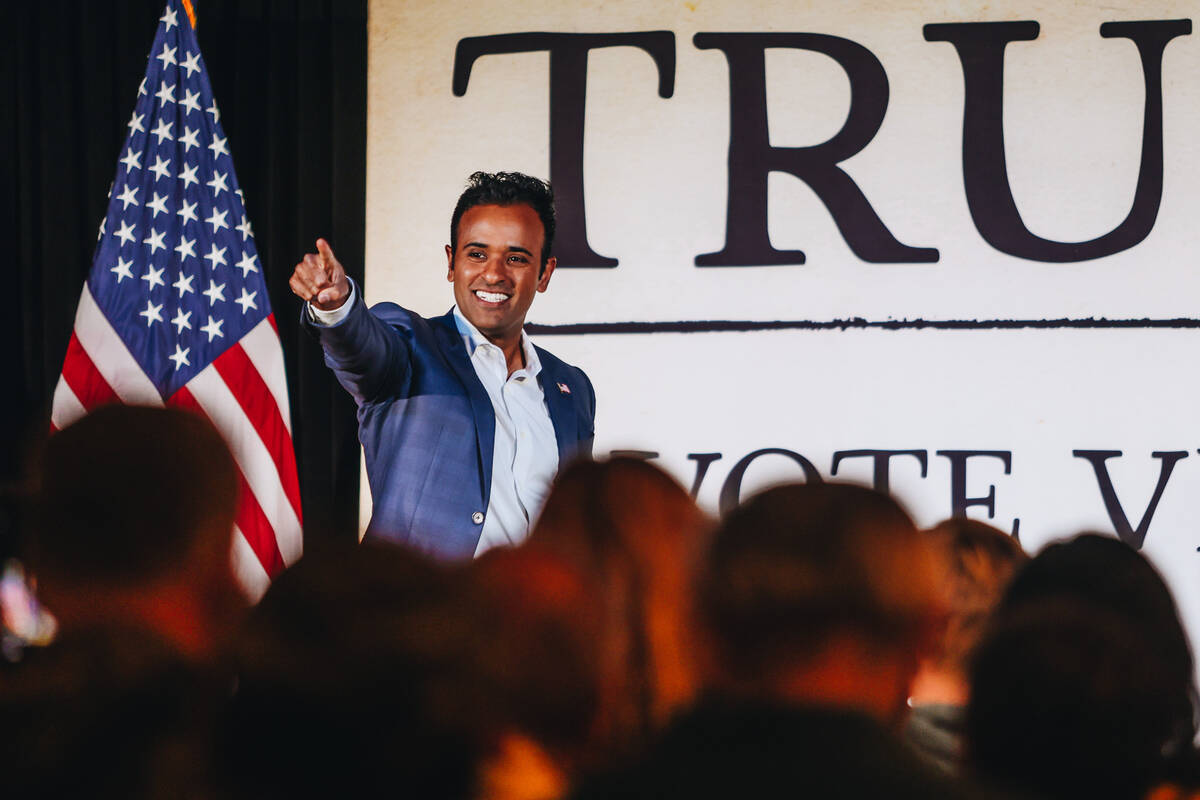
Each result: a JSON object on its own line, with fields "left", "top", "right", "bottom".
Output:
{"left": 3, "top": 0, "right": 367, "bottom": 553}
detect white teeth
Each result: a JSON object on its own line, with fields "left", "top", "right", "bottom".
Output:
{"left": 475, "top": 290, "right": 510, "bottom": 303}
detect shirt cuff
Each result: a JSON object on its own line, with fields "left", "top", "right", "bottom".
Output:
{"left": 307, "top": 283, "right": 356, "bottom": 326}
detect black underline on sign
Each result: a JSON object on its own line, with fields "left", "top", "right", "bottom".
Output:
{"left": 524, "top": 317, "right": 1200, "bottom": 335}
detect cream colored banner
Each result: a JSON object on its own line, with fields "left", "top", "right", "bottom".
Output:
{"left": 366, "top": 0, "right": 1200, "bottom": 642}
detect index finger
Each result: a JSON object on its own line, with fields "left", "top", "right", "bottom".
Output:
{"left": 315, "top": 238, "right": 338, "bottom": 269}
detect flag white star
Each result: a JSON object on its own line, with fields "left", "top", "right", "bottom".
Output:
{"left": 205, "top": 208, "right": 229, "bottom": 233}
{"left": 208, "top": 134, "right": 229, "bottom": 159}
{"left": 151, "top": 118, "right": 173, "bottom": 145}
{"left": 111, "top": 256, "right": 134, "bottom": 283}
{"left": 235, "top": 287, "right": 258, "bottom": 314}
{"left": 235, "top": 214, "right": 253, "bottom": 241}
{"left": 141, "top": 264, "right": 165, "bottom": 290}
{"left": 235, "top": 252, "right": 258, "bottom": 277}
{"left": 97, "top": 215, "right": 107, "bottom": 241}
{"left": 139, "top": 300, "right": 164, "bottom": 327}
{"left": 116, "top": 184, "right": 139, "bottom": 210}
{"left": 179, "top": 89, "right": 201, "bottom": 116}
{"left": 171, "top": 308, "right": 192, "bottom": 334}
{"left": 175, "top": 235, "right": 197, "bottom": 261}
{"left": 180, "top": 51, "right": 201, "bottom": 79}
{"left": 155, "top": 81, "right": 176, "bottom": 106}
{"left": 138, "top": 77, "right": 147, "bottom": 97}
{"left": 147, "top": 191, "right": 169, "bottom": 217}
{"left": 206, "top": 102, "right": 220, "bottom": 123}
{"left": 119, "top": 147, "right": 141, "bottom": 172}
{"left": 204, "top": 280, "right": 226, "bottom": 305}
{"left": 144, "top": 228, "right": 167, "bottom": 254}
{"left": 178, "top": 125, "right": 200, "bottom": 151}
{"left": 114, "top": 220, "right": 137, "bottom": 246}
{"left": 160, "top": 7, "right": 178, "bottom": 30}
{"left": 235, "top": 188, "right": 245, "bottom": 203}
{"left": 207, "top": 170, "right": 228, "bottom": 196}
{"left": 128, "top": 111, "right": 145, "bottom": 134}
{"left": 178, "top": 162, "right": 199, "bottom": 189}
{"left": 168, "top": 343, "right": 191, "bottom": 371}
{"left": 200, "top": 315, "right": 225, "bottom": 341}
{"left": 176, "top": 198, "right": 199, "bottom": 224}
{"left": 149, "top": 155, "right": 172, "bottom": 182}
{"left": 204, "top": 243, "right": 228, "bottom": 269}
{"left": 155, "top": 43, "right": 177, "bottom": 70}
{"left": 173, "top": 272, "right": 195, "bottom": 297}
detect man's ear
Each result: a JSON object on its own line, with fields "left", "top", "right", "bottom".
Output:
{"left": 446, "top": 243, "right": 454, "bottom": 281}
{"left": 537, "top": 256, "right": 557, "bottom": 292}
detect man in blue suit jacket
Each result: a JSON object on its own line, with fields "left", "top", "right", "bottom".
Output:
{"left": 291, "top": 173, "right": 595, "bottom": 558}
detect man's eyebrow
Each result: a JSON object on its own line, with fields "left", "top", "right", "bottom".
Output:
{"left": 463, "top": 241, "right": 534, "bottom": 256}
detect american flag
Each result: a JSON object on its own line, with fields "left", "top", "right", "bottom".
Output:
{"left": 50, "top": 0, "right": 302, "bottom": 600}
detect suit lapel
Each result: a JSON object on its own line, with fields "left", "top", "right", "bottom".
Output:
{"left": 432, "top": 311, "right": 494, "bottom": 506}
{"left": 537, "top": 348, "right": 579, "bottom": 464}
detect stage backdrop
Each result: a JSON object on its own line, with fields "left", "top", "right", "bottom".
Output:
{"left": 365, "top": 0, "right": 1200, "bottom": 640}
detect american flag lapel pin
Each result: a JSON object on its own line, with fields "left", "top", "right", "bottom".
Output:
{"left": 557, "top": 382, "right": 571, "bottom": 395}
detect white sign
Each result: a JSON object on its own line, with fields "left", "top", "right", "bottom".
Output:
{"left": 366, "top": 0, "right": 1200, "bottom": 644}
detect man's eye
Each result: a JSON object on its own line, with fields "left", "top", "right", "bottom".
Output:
{"left": 508, "top": 255, "right": 528, "bottom": 264}
{"left": 467, "top": 251, "right": 485, "bottom": 259}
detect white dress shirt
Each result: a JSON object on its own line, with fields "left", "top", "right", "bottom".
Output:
{"left": 451, "top": 307, "right": 559, "bottom": 556}
{"left": 308, "top": 291, "right": 559, "bottom": 555}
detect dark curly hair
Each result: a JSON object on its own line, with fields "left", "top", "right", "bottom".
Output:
{"left": 449, "top": 171, "right": 556, "bottom": 274}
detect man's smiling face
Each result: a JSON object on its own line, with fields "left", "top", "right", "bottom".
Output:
{"left": 446, "top": 203, "right": 556, "bottom": 347}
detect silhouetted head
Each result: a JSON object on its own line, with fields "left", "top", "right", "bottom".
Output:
{"left": 699, "top": 482, "right": 943, "bottom": 720}
{"left": 220, "top": 543, "right": 480, "bottom": 800}
{"left": 967, "top": 534, "right": 1197, "bottom": 800}
{"left": 1000, "top": 534, "right": 1189, "bottom": 649}
{"left": 923, "top": 517, "right": 1027, "bottom": 673}
{"left": 999, "top": 533, "right": 1196, "bottom": 739}
{"left": 463, "top": 547, "right": 600, "bottom": 779}
{"left": 970, "top": 598, "right": 1187, "bottom": 800}
{"left": 33, "top": 405, "right": 238, "bottom": 591}
{"left": 30, "top": 405, "right": 243, "bottom": 659}
{"left": 529, "top": 457, "right": 709, "bottom": 759}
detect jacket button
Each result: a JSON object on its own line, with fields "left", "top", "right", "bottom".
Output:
{"left": 472, "top": 511, "right": 485, "bottom": 524}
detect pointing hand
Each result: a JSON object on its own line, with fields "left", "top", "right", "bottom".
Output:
{"left": 289, "top": 238, "right": 350, "bottom": 311}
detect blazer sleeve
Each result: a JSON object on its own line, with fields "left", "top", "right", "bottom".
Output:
{"left": 300, "top": 279, "right": 414, "bottom": 405}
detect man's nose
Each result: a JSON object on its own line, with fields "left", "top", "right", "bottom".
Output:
{"left": 481, "top": 255, "right": 507, "bottom": 282}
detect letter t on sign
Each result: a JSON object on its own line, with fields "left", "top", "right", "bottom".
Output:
{"left": 453, "top": 32, "right": 677, "bottom": 268}
{"left": 831, "top": 449, "right": 928, "bottom": 495}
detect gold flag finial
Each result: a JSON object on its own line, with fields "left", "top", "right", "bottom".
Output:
{"left": 181, "top": 0, "right": 197, "bottom": 29}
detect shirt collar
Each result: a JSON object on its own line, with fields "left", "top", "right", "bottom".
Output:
{"left": 452, "top": 305, "right": 542, "bottom": 377}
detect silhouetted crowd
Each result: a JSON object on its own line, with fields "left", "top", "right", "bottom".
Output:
{"left": 2, "top": 406, "right": 1198, "bottom": 799}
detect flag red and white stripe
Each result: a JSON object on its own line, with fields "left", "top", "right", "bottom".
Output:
{"left": 52, "top": 285, "right": 302, "bottom": 599}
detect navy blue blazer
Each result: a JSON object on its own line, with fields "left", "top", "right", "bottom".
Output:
{"left": 305, "top": 292, "right": 596, "bottom": 558}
